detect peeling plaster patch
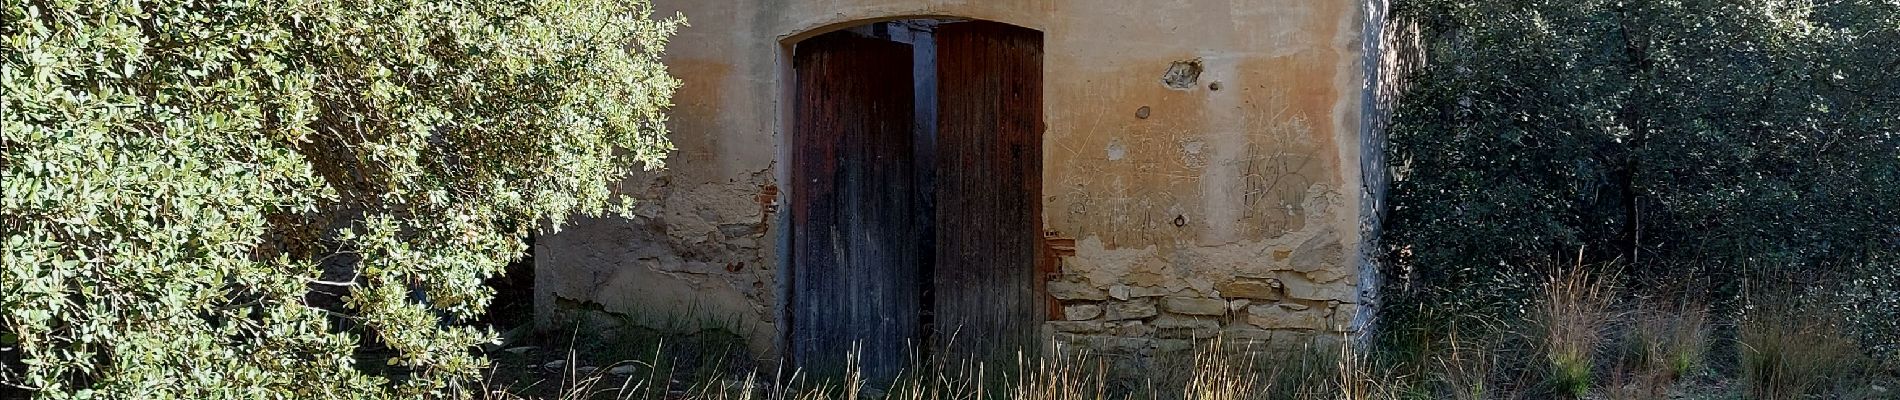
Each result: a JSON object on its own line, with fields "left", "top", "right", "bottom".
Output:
{"left": 1066, "top": 236, "right": 1159, "bottom": 288}
{"left": 536, "top": 170, "right": 779, "bottom": 355}
{"left": 1161, "top": 59, "right": 1203, "bottom": 89}
{"left": 1180, "top": 140, "right": 1205, "bottom": 155}
{"left": 1106, "top": 139, "right": 1127, "bottom": 160}
{"left": 1289, "top": 229, "right": 1345, "bottom": 275}
{"left": 1178, "top": 140, "right": 1209, "bottom": 169}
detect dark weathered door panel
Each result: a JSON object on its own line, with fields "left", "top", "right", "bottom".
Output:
{"left": 789, "top": 32, "right": 920, "bottom": 379}
{"left": 932, "top": 21, "right": 1045, "bottom": 358}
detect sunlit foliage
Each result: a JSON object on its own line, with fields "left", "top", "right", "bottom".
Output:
{"left": 1, "top": 0, "right": 681, "bottom": 396}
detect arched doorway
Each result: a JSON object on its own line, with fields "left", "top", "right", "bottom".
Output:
{"left": 785, "top": 19, "right": 1045, "bottom": 380}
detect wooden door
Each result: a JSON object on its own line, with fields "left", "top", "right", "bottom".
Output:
{"left": 932, "top": 21, "right": 1045, "bottom": 359}
{"left": 789, "top": 32, "right": 921, "bottom": 379}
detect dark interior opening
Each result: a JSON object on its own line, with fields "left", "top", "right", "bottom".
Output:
{"left": 486, "top": 233, "right": 535, "bottom": 332}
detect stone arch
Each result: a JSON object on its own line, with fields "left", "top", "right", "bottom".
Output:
{"left": 778, "top": 14, "right": 1043, "bottom": 45}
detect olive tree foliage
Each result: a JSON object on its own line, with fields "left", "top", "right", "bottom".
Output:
{"left": 1, "top": 0, "right": 681, "bottom": 395}
{"left": 1380, "top": 0, "right": 1898, "bottom": 363}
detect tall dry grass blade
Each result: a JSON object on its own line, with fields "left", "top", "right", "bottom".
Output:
{"left": 1741, "top": 296, "right": 1883, "bottom": 400}
{"left": 1528, "top": 256, "right": 1619, "bottom": 399}
{"left": 1432, "top": 329, "right": 1495, "bottom": 400}
{"left": 1181, "top": 339, "right": 1259, "bottom": 400}
{"left": 1605, "top": 299, "right": 1707, "bottom": 400}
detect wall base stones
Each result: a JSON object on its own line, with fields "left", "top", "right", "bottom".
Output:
{"left": 1044, "top": 183, "right": 1364, "bottom": 367}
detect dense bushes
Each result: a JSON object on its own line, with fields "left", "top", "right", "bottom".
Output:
{"left": 1, "top": 0, "right": 680, "bottom": 396}
{"left": 1840, "top": 254, "right": 1900, "bottom": 370}
{"left": 1380, "top": 0, "right": 1899, "bottom": 367}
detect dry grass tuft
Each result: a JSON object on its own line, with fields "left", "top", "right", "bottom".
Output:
{"left": 1602, "top": 300, "right": 1708, "bottom": 400}
{"left": 1430, "top": 330, "right": 1500, "bottom": 400}
{"left": 479, "top": 266, "right": 1897, "bottom": 400}
{"left": 1182, "top": 340, "right": 1261, "bottom": 400}
{"left": 1527, "top": 261, "right": 1618, "bottom": 399}
{"left": 1741, "top": 298, "right": 1884, "bottom": 400}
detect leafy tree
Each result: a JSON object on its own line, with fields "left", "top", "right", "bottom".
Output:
{"left": 1, "top": 0, "right": 681, "bottom": 396}
{"left": 1381, "top": 0, "right": 1899, "bottom": 368}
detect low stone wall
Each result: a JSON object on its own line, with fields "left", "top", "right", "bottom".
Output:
{"left": 1044, "top": 249, "right": 1359, "bottom": 361}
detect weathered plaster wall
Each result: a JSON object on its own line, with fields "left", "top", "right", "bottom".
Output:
{"left": 535, "top": 0, "right": 1378, "bottom": 360}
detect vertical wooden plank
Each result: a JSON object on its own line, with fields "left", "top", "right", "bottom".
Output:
{"left": 790, "top": 32, "right": 919, "bottom": 380}
{"left": 933, "top": 21, "right": 1044, "bottom": 360}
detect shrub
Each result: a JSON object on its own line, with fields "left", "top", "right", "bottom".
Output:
{"left": 1380, "top": 0, "right": 1900, "bottom": 371}
{"left": 1, "top": 0, "right": 682, "bottom": 396}
{"left": 1840, "top": 254, "right": 1900, "bottom": 372}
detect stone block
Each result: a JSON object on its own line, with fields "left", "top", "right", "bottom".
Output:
{"left": 1279, "top": 275, "right": 1354, "bottom": 302}
{"left": 1329, "top": 303, "right": 1360, "bottom": 332}
{"left": 1112, "top": 284, "right": 1174, "bottom": 300}
{"left": 1126, "top": 270, "right": 1168, "bottom": 287}
{"left": 1128, "top": 285, "right": 1174, "bottom": 298}
{"left": 1304, "top": 266, "right": 1351, "bottom": 284}
{"left": 1106, "top": 299, "right": 1157, "bottom": 321}
{"left": 1114, "top": 320, "right": 1156, "bottom": 337}
{"left": 1064, "top": 303, "right": 1104, "bottom": 320}
{"left": 1218, "top": 279, "right": 1283, "bottom": 300}
{"left": 1289, "top": 235, "right": 1344, "bottom": 274}
{"left": 1153, "top": 315, "right": 1220, "bottom": 339}
{"left": 1050, "top": 280, "right": 1108, "bottom": 301}
{"left": 1110, "top": 337, "right": 1156, "bottom": 354}
{"left": 1049, "top": 321, "right": 1109, "bottom": 334}
{"left": 1161, "top": 297, "right": 1228, "bottom": 316}
{"left": 1246, "top": 304, "right": 1325, "bottom": 330}
{"left": 1220, "top": 326, "right": 1277, "bottom": 343}
{"left": 1155, "top": 339, "right": 1196, "bottom": 354}
{"left": 1070, "top": 333, "right": 1153, "bottom": 354}
{"left": 1184, "top": 277, "right": 1217, "bottom": 295}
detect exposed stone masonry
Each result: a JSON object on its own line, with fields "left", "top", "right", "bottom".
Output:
{"left": 1045, "top": 253, "right": 1358, "bottom": 354}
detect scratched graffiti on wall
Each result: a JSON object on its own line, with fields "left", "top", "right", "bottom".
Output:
{"left": 1052, "top": 89, "right": 1331, "bottom": 246}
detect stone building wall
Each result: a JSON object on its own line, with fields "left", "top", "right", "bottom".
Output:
{"left": 535, "top": 0, "right": 1388, "bottom": 361}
